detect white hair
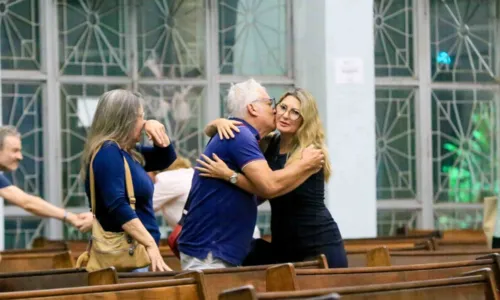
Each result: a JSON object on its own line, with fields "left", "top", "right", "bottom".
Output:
{"left": 226, "top": 78, "right": 265, "bottom": 118}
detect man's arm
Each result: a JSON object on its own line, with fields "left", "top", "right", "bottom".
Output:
{"left": 224, "top": 165, "right": 312, "bottom": 199}
{"left": 0, "top": 186, "right": 81, "bottom": 226}
{"left": 196, "top": 154, "right": 303, "bottom": 199}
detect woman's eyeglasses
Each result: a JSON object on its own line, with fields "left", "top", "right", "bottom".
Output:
{"left": 276, "top": 103, "right": 301, "bottom": 121}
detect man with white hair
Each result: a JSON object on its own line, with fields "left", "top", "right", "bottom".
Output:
{"left": 177, "top": 79, "right": 325, "bottom": 270}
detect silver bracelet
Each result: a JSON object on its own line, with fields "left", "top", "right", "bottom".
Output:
{"left": 63, "top": 211, "right": 68, "bottom": 223}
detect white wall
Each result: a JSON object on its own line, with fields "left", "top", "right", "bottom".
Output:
{"left": 294, "top": 0, "right": 377, "bottom": 238}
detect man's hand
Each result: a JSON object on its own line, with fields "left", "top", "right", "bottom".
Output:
{"left": 300, "top": 145, "right": 325, "bottom": 173}
{"left": 76, "top": 212, "right": 93, "bottom": 233}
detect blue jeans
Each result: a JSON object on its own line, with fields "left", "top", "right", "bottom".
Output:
{"left": 131, "top": 266, "right": 150, "bottom": 273}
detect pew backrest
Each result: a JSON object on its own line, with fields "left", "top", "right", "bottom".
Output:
{"left": 103, "top": 255, "right": 328, "bottom": 300}
{"left": 364, "top": 246, "right": 500, "bottom": 267}
{"left": 0, "top": 268, "right": 88, "bottom": 292}
{"left": 347, "top": 244, "right": 432, "bottom": 267}
{"left": 265, "top": 255, "right": 500, "bottom": 292}
{"left": 220, "top": 269, "right": 499, "bottom": 300}
{"left": 0, "top": 270, "right": 208, "bottom": 300}
{"left": 389, "top": 249, "right": 500, "bottom": 265}
{"left": 0, "top": 251, "right": 74, "bottom": 272}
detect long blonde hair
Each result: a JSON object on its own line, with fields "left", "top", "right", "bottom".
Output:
{"left": 280, "top": 88, "right": 332, "bottom": 182}
{"left": 80, "top": 89, "right": 145, "bottom": 180}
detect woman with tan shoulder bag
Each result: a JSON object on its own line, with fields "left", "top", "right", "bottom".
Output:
{"left": 77, "top": 89, "right": 176, "bottom": 272}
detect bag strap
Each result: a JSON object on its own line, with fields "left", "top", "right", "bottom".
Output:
{"left": 123, "top": 156, "right": 136, "bottom": 210}
{"left": 89, "top": 142, "right": 136, "bottom": 215}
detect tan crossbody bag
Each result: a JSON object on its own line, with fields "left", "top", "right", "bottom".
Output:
{"left": 76, "top": 144, "right": 151, "bottom": 272}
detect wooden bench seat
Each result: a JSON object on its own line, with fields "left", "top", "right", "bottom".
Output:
{"left": 220, "top": 269, "right": 499, "bottom": 300}
{"left": 0, "top": 271, "right": 207, "bottom": 300}
{"left": 265, "top": 254, "right": 500, "bottom": 292}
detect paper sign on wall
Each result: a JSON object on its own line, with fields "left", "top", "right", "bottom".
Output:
{"left": 335, "top": 57, "right": 364, "bottom": 84}
{"left": 77, "top": 97, "right": 99, "bottom": 127}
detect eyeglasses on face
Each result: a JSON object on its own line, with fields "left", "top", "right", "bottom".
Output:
{"left": 253, "top": 97, "right": 276, "bottom": 109}
{"left": 276, "top": 102, "right": 301, "bottom": 121}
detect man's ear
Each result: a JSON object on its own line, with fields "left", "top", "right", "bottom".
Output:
{"left": 246, "top": 103, "right": 259, "bottom": 117}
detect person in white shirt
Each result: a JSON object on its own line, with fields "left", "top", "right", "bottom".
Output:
{"left": 150, "top": 156, "right": 193, "bottom": 229}
{"left": 150, "top": 155, "right": 261, "bottom": 238}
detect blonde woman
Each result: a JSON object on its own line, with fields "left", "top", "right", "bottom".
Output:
{"left": 199, "top": 88, "right": 348, "bottom": 268}
{"left": 81, "top": 89, "right": 175, "bottom": 272}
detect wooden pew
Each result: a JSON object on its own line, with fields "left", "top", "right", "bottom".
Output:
{"left": 0, "top": 271, "right": 208, "bottom": 300}
{"left": 343, "top": 236, "right": 438, "bottom": 252}
{"left": 401, "top": 228, "right": 488, "bottom": 250}
{"left": 343, "top": 239, "right": 434, "bottom": 252}
{"left": 33, "top": 237, "right": 176, "bottom": 254}
{"left": 265, "top": 254, "right": 500, "bottom": 292}
{"left": 115, "top": 256, "right": 500, "bottom": 299}
{"left": 84, "top": 256, "right": 326, "bottom": 300}
{"left": 0, "top": 256, "right": 327, "bottom": 293}
{"left": 346, "top": 242, "right": 433, "bottom": 267}
{"left": 35, "top": 239, "right": 428, "bottom": 271}
{"left": 0, "top": 251, "right": 74, "bottom": 272}
{"left": 220, "top": 269, "right": 499, "bottom": 300}
{"left": 0, "top": 268, "right": 101, "bottom": 292}
{"left": 0, "top": 267, "right": 118, "bottom": 292}
{"left": 32, "top": 238, "right": 183, "bottom": 271}
{"left": 33, "top": 238, "right": 330, "bottom": 272}
{"left": 367, "top": 247, "right": 500, "bottom": 267}
{"left": 438, "top": 230, "right": 488, "bottom": 250}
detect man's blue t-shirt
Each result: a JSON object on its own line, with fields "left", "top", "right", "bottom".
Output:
{"left": 0, "top": 174, "right": 12, "bottom": 189}
{"left": 178, "top": 119, "right": 265, "bottom": 266}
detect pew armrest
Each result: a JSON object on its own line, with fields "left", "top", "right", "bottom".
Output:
{"left": 219, "top": 285, "right": 257, "bottom": 300}
{"left": 266, "top": 263, "right": 298, "bottom": 292}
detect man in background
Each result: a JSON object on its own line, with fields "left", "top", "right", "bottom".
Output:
{"left": 0, "top": 126, "right": 92, "bottom": 232}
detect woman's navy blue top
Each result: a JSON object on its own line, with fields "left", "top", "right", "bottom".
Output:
{"left": 264, "top": 134, "right": 343, "bottom": 251}
{"left": 85, "top": 141, "right": 177, "bottom": 245}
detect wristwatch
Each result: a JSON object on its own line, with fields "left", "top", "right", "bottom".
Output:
{"left": 229, "top": 172, "right": 238, "bottom": 184}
